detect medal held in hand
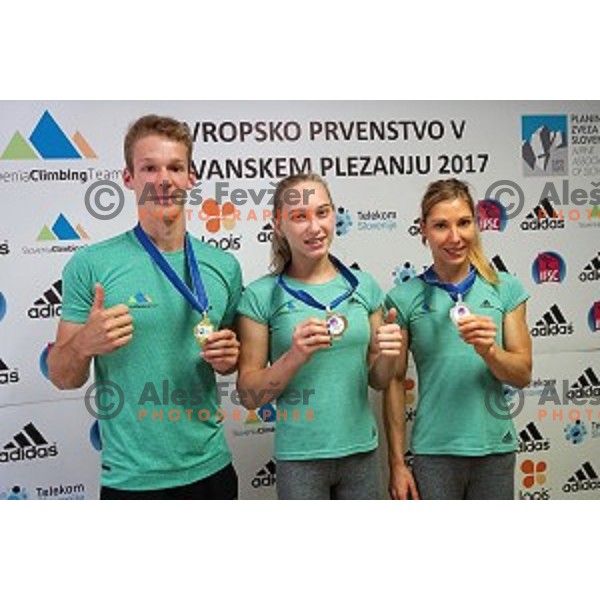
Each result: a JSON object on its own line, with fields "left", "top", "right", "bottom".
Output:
{"left": 277, "top": 255, "right": 358, "bottom": 341}
{"left": 326, "top": 309, "right": 348, "bottom": 338}
{"left": 194, "top": 313, "right": 215, "bottom": 347}
{"left": 449, "top": 293, "right": 472, "bottom": 326}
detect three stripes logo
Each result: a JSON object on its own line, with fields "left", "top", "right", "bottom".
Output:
{"left": 1, "top": 110, "right": 96, "bottom": 160}
{"left": 579, "top": 252, "right": 600, "bottom": 282}
{"left": 520, "top": 198, "right": 565, "bottom": 231}
{"left": 0, "top": 358, "right": 19, "bottom": 385}
{"left": 562, "top": 461, "right": 600, "bottom": 493}
{"left": 0, "top": 422, "right": 58, "bottom": 463}
{"left": 251, "top": 459, "right": 276, "bottom": 489}
{"left": 518, "top": 422, "right": 550, "bottom": 453}
{"left": 566, "top": 367, "right": 600, "bottom": 401}
{"left": 28, "top": 280, "right": 62, "bottom": 319}
{"left": 490, "top": 254, "right": 510, "bottom": 274}
{"left": 530, "top": 304, "right": 574, "bottom": 337}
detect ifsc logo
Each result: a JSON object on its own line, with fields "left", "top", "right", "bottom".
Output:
{"left": 476, "top": 199, "right": 508, "bottom": 232}
{"left": 531, "top": 252, "right": 566, "bottom": 284}
{"left": 588, "top": 301, "right": 600, "bottom": 333}
{"left": 0, "top": 110, "right": 96, "bottom": 160}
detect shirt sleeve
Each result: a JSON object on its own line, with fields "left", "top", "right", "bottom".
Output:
{"left": 385, "top": 286, "right": 409, "bottom": 329}
{"left": 60, "top": 249, "right": 95, "bottom": 324}
{"left": 498, "top": 273, "right": 530, "bottom": 313}
{"left": 221, "top": 255, "right": 244, "bottom": 328}
{"left": 236, "top": 278, "right": 272, "bottom": 324}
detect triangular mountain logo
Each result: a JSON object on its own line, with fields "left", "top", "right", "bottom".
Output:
{"left": 36, "top": 214, "right": 89, "bottom": 242}
{"left": 1, "top": 110, "right": 96, "bottom": 160}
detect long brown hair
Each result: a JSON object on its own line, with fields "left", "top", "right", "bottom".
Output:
{"left": 420, "top": 178, "right": 498, "bottom": 284}
{"left": 269, "top": 173, "right": 333, "bottom": 274}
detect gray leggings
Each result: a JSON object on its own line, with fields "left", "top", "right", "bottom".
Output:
{"left": 276, "top": 450, "right": 381, "bottom": 500}
{"left": 412, "top": 453, "right": 516, "bottom": 500}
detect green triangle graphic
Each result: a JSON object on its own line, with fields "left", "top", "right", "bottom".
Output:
{"left": 37, "top": 225, "right": 56, "bottom": 241}
{"left": 1, "top": 131, "right": 39, "bottom": 159}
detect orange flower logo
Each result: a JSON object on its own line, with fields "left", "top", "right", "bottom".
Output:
{"left": 201, "top": 199, "right": 237, "bottom": 234}
{"left": 520, "top": 459, "right": 547, "bottom": 488}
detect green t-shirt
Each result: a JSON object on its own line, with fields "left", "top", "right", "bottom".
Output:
{"left": 385, "top": 271, "right": 529, "bottom": 456}
{"left": 61, "top": 230, "right": 243, "bottom": 490}
{"left": 237, "top": 269, "right": 384, "bottom": 460}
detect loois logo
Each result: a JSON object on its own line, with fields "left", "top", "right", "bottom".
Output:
{"left": 476, "top": 199, "right": 508, "bottom": 232}
{"left": 531, "top": 252, "right": 566, "bottom": 284}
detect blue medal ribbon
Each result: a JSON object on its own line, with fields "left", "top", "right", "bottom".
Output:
{"left": 133, "top": 224, "right": 209, "bottom": 316}
{"left": 277, "top": 255, "right": 358, "bottom": 312}
{"left": 419, "top": 265, "right": 477, "bottom": 302}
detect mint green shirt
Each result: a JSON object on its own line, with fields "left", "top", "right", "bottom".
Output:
{"left": 385, "top": 271, "right": 529, "bottom": 456}
{"left": 237, "top": 270, "right": 384, "bottom": 460}
{"left": 62, "top": 230, "right": 242, "bottom": 490}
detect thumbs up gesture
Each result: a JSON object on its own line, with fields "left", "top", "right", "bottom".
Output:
{"left": 374, "top": 308, "right": 402, "bottom": 357}
{"left": 75, "top": 284, "right": 134, "bottom": 357}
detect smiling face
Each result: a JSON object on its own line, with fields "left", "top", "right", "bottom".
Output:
{"left": 274, "top": 181, "right": 335, "bottom": 265}
{"left": 123, "top": 134, "right": 195, "bottom": 223}
{"left": 421, "top": 196, "right": 476, "bottom": 270}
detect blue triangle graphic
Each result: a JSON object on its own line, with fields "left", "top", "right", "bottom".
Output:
{"left": 29, "top": 110, "right": 81, "bottom": 159}
{"left": 134, "top": 292, "right": 147, "bottom": 304}
{"left": 258, "top": 403, "right": 276, "bottom": 422}
{"left": 52, "top": 214, "right": 80, "bottom": 240}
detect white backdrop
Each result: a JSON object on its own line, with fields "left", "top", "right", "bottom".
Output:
{"left": 0, "top": 101, "right": 598, "bottom": 500}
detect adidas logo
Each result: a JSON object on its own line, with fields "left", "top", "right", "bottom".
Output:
{"left": 479, "top": 299, "right": 493, "bottom": 309}
{"left": 520, "top": 198, "right": 565, "bottom": 231}
{"left": 566, "top": 367, "right": 600, "bottom": 401}
{"left": 518, "top": 422, "right": 550, "bottom": 453}
{"left": 0, "top": 422, "right": 58, "bottom": 463}
{"left": 490, "top": 255, "right": 509, "bottom": 273}
{"left": 28, "top": 280, "right": 62, "bottom": 319}
{"left": 251, "top": 459, "right": 276, "bottom": 488}
{"left": 408, "top": 216, "right": 421, "bottom": 237}
{"left": 0, "top": 358, "right": 19, "bottom": 385}
{"left": 530, "top": 304, "right": 574, "bottom": 337}
{"left": 579, "top": 252, "right": 600, "bottom": 282}
{"left": 257, "top": 222, "right": 274, "bottom": 244}
{"left": 562, "top": 461, "right": 600, "bottom": 493}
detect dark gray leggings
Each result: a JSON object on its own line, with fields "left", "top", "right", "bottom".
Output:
{"left": 412, "top": 453, "right": 516, "bottom": 500}
{"left": 276, "top": 450, "right": 381, "bottom": 500}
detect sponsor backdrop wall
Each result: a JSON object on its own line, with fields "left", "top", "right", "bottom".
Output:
{"left": 1, "top": 101, "right": 599, "bottom": 500}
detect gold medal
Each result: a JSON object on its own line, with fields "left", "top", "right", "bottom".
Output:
{"left": 326, "top": 311, "right": 348, "bottom": 338}
{"left": 194, "top": 313, "right": 214, "bottom": 347}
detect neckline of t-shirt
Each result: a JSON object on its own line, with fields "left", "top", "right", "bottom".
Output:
{"left": 281, "top": 271, "right": 344, "bottom": 288}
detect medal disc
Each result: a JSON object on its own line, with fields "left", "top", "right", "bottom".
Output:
{"left": 449, "top": 302, "right": 471, "bottom": 326}
{"left": 194, "top": 317, "right": 214, "bottom": 347}
{"left": 326, "top": 313, "right": 347, "bottom": 338}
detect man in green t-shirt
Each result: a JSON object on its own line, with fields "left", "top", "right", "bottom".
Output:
{"left": 48, "top": 115, "right": 243, "bottom": 499}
